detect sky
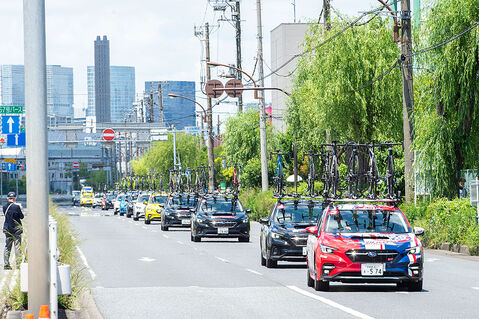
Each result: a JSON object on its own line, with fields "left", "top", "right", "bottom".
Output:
{"left": 0, "top": 0, "right": 379, "bottom": 118}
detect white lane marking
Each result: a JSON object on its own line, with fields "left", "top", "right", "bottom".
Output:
{"left": 396, "top": 291, "right": 409, "bottom": 294}
{"left": 139, "top": 257, "right": 156, "bottom": 262}
{"left": 177, "top": 241, "right": 184, "bottom": 245}
{"left": 77, "top": 247, "right": 96, "bottom": 280}
{"left": 425, "top": 258, "right": 440, "bottom": 262}
{"left": 287, "top": 285, "right": 375, "bottom": 319}
{"left": 142, "top": 226, "right": 147, "bottom": 230}
{"left": 472, "top": 287, "right": 479, "bottom": 290}
{"left": 246, "top": 268, "right": 262, "bottom": 276}
{"left": 151, "top": 230, "right": 158, "bottom": 233}
{"left": 163, "top": 234, "right": 169, "bottom": 239}
{"left": 215, "top": 256, "right": 229, "bottom": 263}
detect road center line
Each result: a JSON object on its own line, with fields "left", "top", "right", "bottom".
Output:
{"left": 142, "top": 226, "right": 147, "bottom": 230}
{"left": 287, "top": 285, "right": 375, "bottom": 319}
{"left": 77, "top": 247, "right": 96, "bottom": 280}
{"left": 177, "top": 241, "right": 184, "bottom": 245}
{"left": 215, "top": 256, "right": 229, "bottom": 263}
{"left": 246, "top": 268, "right": 262, "bottom": 276}
{"left": 472, "top": 287, "right": 479, "bottom": 290}
{"left": 163, "top": 234, "right": 169, "bottom": 239}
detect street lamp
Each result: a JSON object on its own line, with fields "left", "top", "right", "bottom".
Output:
{"left": 168, "top": 94, "right": 207, "bottom": 123}
{"left": 207, "top": 61, "right": 259, "bottom": 99}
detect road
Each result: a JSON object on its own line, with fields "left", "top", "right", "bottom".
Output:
{"left": 63, "top": 205, "right": 479, "bottom": 319}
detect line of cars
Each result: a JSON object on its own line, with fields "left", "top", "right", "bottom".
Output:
{"left": 75, "top": 189, "right": 424, "bottom": 292}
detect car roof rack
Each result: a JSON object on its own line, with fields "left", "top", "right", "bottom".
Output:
{"left": 323, "top": 198, "right": 400, "bottom": 207}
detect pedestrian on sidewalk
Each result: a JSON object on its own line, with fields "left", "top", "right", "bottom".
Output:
{"left": 3, "top": 191, "right": 24, "bottom": 270}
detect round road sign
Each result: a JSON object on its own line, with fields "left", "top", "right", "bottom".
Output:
{"left": 73, "top": 162, "right": 79, "bottom": 169}
{"left": 102, "top": 128, "right": 115, "bottom": 141}
{"left": 205, "top": 80, "right": 224, "bottom": 98}
{"left": 225, "top": 79, "right": 243, "bottom": 98}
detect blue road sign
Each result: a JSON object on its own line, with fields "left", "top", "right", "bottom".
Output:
{"left": 1, "top": 116, "right": 20, "bottom": 134}
{"left": 5, "top": 163, "right": 16, "bottom": 172}
{"left": 7, "top": 132, "right": 25, "bottom": 147}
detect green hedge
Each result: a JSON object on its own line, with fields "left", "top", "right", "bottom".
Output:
{"left": 239, "top": 188, "right": 276, "bottom": 221}
{"left": 401, "top": 198, "right": 479, "bottom": 253}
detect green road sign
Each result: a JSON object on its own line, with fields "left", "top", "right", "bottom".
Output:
{"left": 0, "top": 105, "right": 24, "bottom": 114}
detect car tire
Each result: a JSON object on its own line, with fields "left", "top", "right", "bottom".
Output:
{"left": 239, "top": 236, "right": 249, "bottom": 242}
{"left": 133, "top": 216, "right": 139, "bottom": 221}
{"left": 126, "top": 213, "right": 132, "bottom": 218}
{"left": 265, "top": 257, "right": 277, "bottom": 268}
{"left": 161, "top": 225, "right": 169, "bottom": 231}
{"left": 307, "top": 268, "right": 314, "bottom": 288}
{"left": 114, "top": 211, "right": 118, "bottom": 215}
{"left": 145, "top": 217, "right": 151, "bottom": 225}
{"left": 191, "top": 233, "right": 201, "bottom": 242}
{"left": 261, "top": 254, "right": 266, "bottom": 266}
{"left": 407, "top": 280, "right": 423, "bottom": 292}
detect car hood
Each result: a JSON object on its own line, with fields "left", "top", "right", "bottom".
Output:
{"left": 200, "top": 212, "right": 247, "bottom": 220}
{"left": 322, "top": 232, "right": 420, "bottom": 251}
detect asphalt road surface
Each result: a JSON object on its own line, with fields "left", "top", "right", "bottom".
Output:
{"left": 65, "top": 206, "right": 479, "bottom": 319}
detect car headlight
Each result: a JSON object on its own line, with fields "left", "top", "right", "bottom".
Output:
{"left": 241, "top": 218, "right": 249, "bottom": 223}
{"left": 271, "top": 232, "right": 285, "bottom": 239}
{"left": 406, "top": 245, "right": 422, "bottom": 254}
{"left": 196, "top": 217, "right": 206, "bottom": 223}
{"left": 320, "top": 244, "right": 337, "bottom": 254}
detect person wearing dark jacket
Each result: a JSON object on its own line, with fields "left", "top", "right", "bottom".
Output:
{"left": 3, "top": 191, "right": 24, "bottom": 269}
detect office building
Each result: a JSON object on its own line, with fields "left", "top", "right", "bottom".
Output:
{"left": 88, "top": 66, "right": 136, "bottom": 123}
{"left": 144, "top": 81, "right": 195, "bottom": 129}
{"left": 1, "top": 65, "right": 25, "bottom": 106}
{"left": 270, "top": 23, "right": 310, "bottom": 132}
{"left": 1, "top": 64, "right": 74, "bottom": 124}
{"left": 94, "top": 35, "right": 111, "bottom": 122}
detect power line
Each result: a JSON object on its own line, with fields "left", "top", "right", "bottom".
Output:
{"left": 407, "top": 21, "right": 479, "bottom": 57}
{"left": 349, "top": 59, "right": 400, "bottom": 93}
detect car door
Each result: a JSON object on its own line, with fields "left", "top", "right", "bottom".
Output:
{"left": 261, "top": 203, "right": 276, "bottom": 256}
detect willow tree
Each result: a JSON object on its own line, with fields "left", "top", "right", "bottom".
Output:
{"left": 288, "top": 16, "right": 403, "bottom": 151}
{"left": 414, "top": 0, "right": 479, "bottom": 198}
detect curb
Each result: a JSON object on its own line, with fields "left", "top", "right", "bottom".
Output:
{"left": 437, "top": 242, "right": 478, "bottom": 256}
{"left": 78, "top": 289, "right": 103, "bottom": 319}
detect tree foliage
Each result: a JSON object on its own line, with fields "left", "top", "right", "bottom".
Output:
{"left": 288, "top": 16, "right": 403, "bottom": 152}
{"left": 414, "top": 0, "right": 479, "bottom": 198}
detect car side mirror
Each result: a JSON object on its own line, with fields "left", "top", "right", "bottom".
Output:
{"left": 246, "top": 209, "right": 252, "bottom": 214}
{"left": 306, "top": 226, "right": 318, "bottom": 235}
{"left": 259, "top": 217, "right": 269, "bottom": 225}
{"left": 143, "top": 201, "right": 148, "bottom": 205}
{"left": 413, "top": 227, "right": 424, "bottom": 236}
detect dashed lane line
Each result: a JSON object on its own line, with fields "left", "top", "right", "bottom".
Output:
{"left": 215, "top": 256, "right": 229, "bottom": 263}
{"left": 246, "top": 268, "right": 262, "bottom": 276}
{"left": 287, "top": 285, "right": 375, "bottom": 319}
{"left": 472, "top": 287, "right": 479, "bottom": 290}
{"left": 163, "top": 234, "right": 169, "bottom": 239}
{"left": 77, "top": 247, "right": 96, "bottom": 280}
{"left": 177, "top": 241, "right": 184, "bottom": 245}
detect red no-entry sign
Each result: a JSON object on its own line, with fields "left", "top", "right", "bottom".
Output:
{"left": 102, "top": 128, "right": 115, "bottom": 141}
{"left": 73, "top": 162, "right": 79, "bottom": 169}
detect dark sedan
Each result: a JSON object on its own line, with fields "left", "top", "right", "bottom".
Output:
{"left": 260, "top": 199, "right": 323, "bottom": 268}
{"left": 191, "top": 196, "right": 250, "bottom": 242}
{"left": 161, "top": 194, "right": 198, "bottom": 231}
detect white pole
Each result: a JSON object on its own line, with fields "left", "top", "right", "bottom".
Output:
{"left": 49, "top": 217, "right": 58, "bottom": 319}
{"left": 23, "top": 0, "right": 51, "bottom": 313}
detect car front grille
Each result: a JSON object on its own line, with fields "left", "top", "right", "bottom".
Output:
{"left": 345, "top": 249, "right": 398, "bottom": 263}
{"left": 291, "top": 237, "right": 308, "bottom": 246}
{"left": 211, "top": 221, "right": 237, "bottom": 228}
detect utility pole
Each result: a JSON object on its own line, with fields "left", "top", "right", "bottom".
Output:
{"left": 233, "top": 1, "right": 243, "bottom": 112}
{"left": 173, "top": 128, "right": 177, "bottom": 169}
{"left": 323, "top": 0, "right": 331, "bottom": 30}
{"left": 217, "top": 114, "right": 220, "bottom": 137}
{"left": 401, "top": 0, "right": 414, "bottom": 203}
{"left": 205, "top": 22, "right": 215, "bottom": 192}
{"left": 256, "top": 0, "right": 269, "bottom": 192}
{"left": 23, "top": 0, "right": 50, "bottom": 313}
{"left": 158, "top": 82, "right": 164, "bottom": 124}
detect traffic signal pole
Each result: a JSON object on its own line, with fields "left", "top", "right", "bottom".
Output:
{"left": 23, "top": 0, "right": 50, "bottom": 313}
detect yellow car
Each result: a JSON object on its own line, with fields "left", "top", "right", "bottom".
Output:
{"left": 80, "top": 194, "right": 93, "bottom": 206}
{"left": 144, "top": 193, "right": 168, "bottom": 224}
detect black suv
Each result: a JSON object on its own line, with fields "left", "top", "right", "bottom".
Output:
{"left": 161, "top": 194, "right": 198, "bottom": 231}
{"left": 260, "top": 199, "right": 323, "bottom": 268}
{"left": 191, "top": 196, "right": 250, "bottom": 242}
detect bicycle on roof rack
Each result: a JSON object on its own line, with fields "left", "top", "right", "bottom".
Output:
{"left": 270, "top": 150, "right": 288, "bottom": 198}
{"left": 322, "top": 141, "right": 343, "bottom": 199}
{"left": 344, "top": 142, "right": 364, "bottom": 199}
{"left": 381, "top": 141, "right": 403, "bottom": 199}
{"left": 197, "top": 164, "right": 208, "bottom": 194}
{"left": 365, "top": 141, "right": 381, "bottom": 199}
{"left": 303, "top": 150, "right": 320, "bottom": 197}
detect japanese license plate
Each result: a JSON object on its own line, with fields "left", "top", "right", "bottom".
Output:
{"left": 218, "top": 227, "right": 229, "bottom": 234}
{"left": 181, "top": 219, "right": 190, "bottom": 225}
{"left": 302, "top": 247, "right": 307, "bottom": 256}
{"left": 361, "top": 263, "right": 384, "bottom": 276}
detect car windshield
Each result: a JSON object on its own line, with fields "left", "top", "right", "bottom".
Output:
{"left": 72, "top": 191, "right": 80, "bottom": 196}
{"left": 275, "top": 201, "right": 322, "bottom": 225}
{"left": 200, "top": 198, "right": 243, "bottom": 214}
{"left": 168, "top": 195, "right": 197, "bottom": 209}
{"left": 151, "top": 196, "right": 167, "bottom": 204}
{"left": 117, "top": 195, "right": 126, "bottom": 201}
{"left": 324, "top": 209, "right": 410, "bottom": 234}
{"left": 139, "top": 195, "right": 150, "bottom": 202}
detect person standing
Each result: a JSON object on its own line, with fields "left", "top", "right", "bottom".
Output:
{"left": 3, "top": 191, "right": 24, "bottom": 269}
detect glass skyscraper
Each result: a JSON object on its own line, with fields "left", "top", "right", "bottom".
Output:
{"left": 144, "top": 81, "right": 196, "bottom": 129}
{"left": 1, "top": 65, "right": 25, "bottom": 106}
{"left": 1, "top": 64, "right": 73, "bottom": 116}
{"left": 87, "top": 66, "right": 135, "bottom": 123}
{"left": 94, "top": 35, "right": 111, "bottom": 122}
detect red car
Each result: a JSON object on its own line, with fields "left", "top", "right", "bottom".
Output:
{"left": 306, "top": 203, "right": 424, "bottom": 291}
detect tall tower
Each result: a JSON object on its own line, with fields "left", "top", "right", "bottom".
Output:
{"left": 94, "top": 35, "right": 111, "bottom": 122}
